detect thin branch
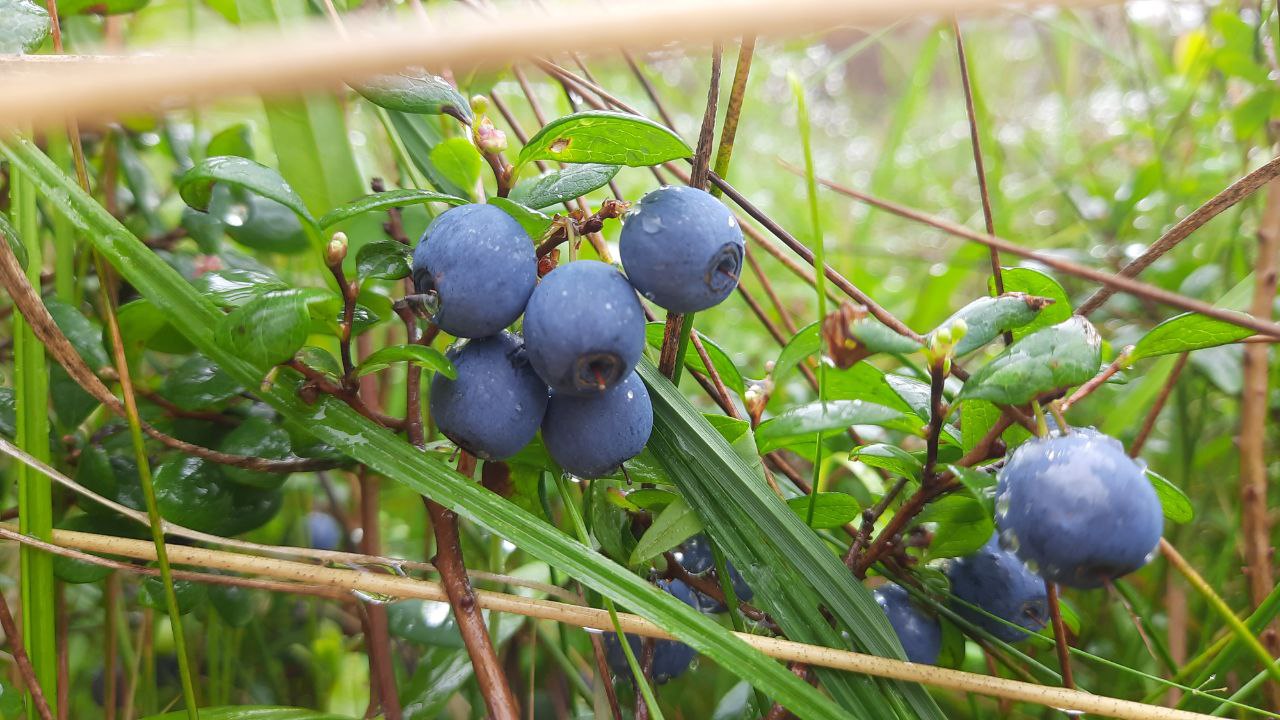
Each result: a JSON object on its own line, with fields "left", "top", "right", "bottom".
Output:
{"left": 0, "top": 589, "right": 53, "bottom": 720}
{"left": 1129, "top": 353, "right": 1190, "bottom": 458}
{"left": 952, "top": 19, "right": 1005, "bottom": 301}
{"left": 1078, "top": 154, "right": 1280, "bottom": 315}
{"left": 1045, "top": 581, "right": 1075, "bottom": 689}
{"left": 792, "top": 165, "right": 1280, "bottom": 339}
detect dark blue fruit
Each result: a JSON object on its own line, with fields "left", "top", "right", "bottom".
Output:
{"left": 307, "top": 511, "right": 343, "bottom": 551}
{"left": 620, "top": 186, "right": 745, "bottom": 313}
{"left": 541, "top": 370, "right": 651, "bottom": 478}
{"left": 412, "top": 203, "right": 536, "bottom": 338}
{"left": 676, "top": 534, "right": 753, "bottom": 611}
{"left": 995, "top": 429, "right": 1163, "bottom": 588}
{"left": 430, "top": 332, "right": 549, "bottom": 460}
{"left": 523, "top": 260, "right": 645, "bottom": 396}
{"left": 874, "top": 583, "right": 941, "bottom": 665}
{"left": 605, "top": 579, "right": 697, "bottom": 683}
{"left": 947, "top": 534, "right": 1048, "bottom": 643}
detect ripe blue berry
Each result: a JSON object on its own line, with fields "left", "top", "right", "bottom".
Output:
{"left": 676, "top": 534, "right": 754, "bottom": 612}
{"left": 605, "top": 579, "right": 698, "bottom": 683}
{"left": 874, "top": 583, "right": 941, "bottom": 665}
{"left": 523, "top": 260, "right": 645, "bottom": 396}
{"left": 412, "top": 204, "right": 536, "bottom": 338}
{"left": 541, "top": 370, "right": 651, "bottom": 478}
{"left": 430, "top": 332, "right": 549, "bottom": 460}
{"left": 620, "top": 186, "right": 745, "bottom": 313}
{"left": 946, "top": 534, "right": 1048, "bottom": 643}
{"left": 306, "top": 511, "right": 343, "bottom": 551}
{"left": 995, "top": 429, "right": 1163, "bottom": 588}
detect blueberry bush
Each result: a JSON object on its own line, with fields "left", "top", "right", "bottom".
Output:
{"left": 0, "top": 1, "right": 1278, "bottom": 719}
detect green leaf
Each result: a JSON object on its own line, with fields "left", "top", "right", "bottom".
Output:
{"left": 160, "top": 354, "right": 244, "bottom": 411}
{"left": 386, "top": 111, "right": 471, "bottom": 197}
{"left": 178, "top": 156, "right": 316, "bottom": 228}
{"left": 645, "top": 322, "right": 746, "bottom": 397}
{"left": 629, "top": 496, "right": 704, "bottom": 566}
{"left": 936, "top": 293, "right": 1055, "bottom": 356}
{"left": 0, "top": 0, "right": 49, "bottom": 54}
{"left": 847, "top": 317, "right": 923, "bottom": 355}
{"left": 1130, "top": 311, "right": 1256, "bottom": 361}
{"left": 590, "top": 479, "right": 638, "bottom": 562}
{"left": 212, "top": 186, "right": 311, "bottom": 255}
{"left": 355, "top": 240, "right": 412, "bottom": 281}
{"left": 429, "top": 137, "right": 484, "bottom": 197}
{"left": 773, "top": 321, "right": 821, "bottom": 380}
{"left": 994, "top": 268, "right": 1071, "bottom": 340}
{"left": 518, "top": 111, "right": 692, "bottom": 168}
{"left": 214, "top": 290, "right": 312, "bottom": 373}
{"left": 352, "top": 69, "right": 472, "bottom": 121}
{"left": 57, "top": 0, "right": 148, "bottom": 14}
{"left": 319, "top": 189, "right": 466, "bottom": 230}
{"left": 206, "top": 123, "right": 254, "bottom": 160}
{"left": 851, "top": 443, "right": 923, "bottom": 479}
{"left": 142, "top": 708, "right": 352, "bottom": 720}
{"left": 193, "top": 269, "right": 289, "bottom": 308}
{"left": 208, "top": 584, "right": 257, "bottom": 628}
{"left": 5, "top": 134, "right": 863, "bottom": 720}
{"left": 386, "top": 599, "right": 463, "bottom": 648}
{"left": 509, "top": 163, "right": 621, "bottom": 209}
{"left": 356, "top": 344, "right": 456, "bottom": 379}
{"left": 958, "top": 317, "right": 1103, "bottom": 405}
{"left": 917, "top": 493, "right": 994, "bottom": 560}
{"left": 1145, "top": 468, "right": 1193, "bottom": 523}
{"left": 0, "top": 211, "right": 28, "bottom": 270}
{"left": 487, "top": 197, "right": 554, "bottom": 240}
{"left": 756, "top": 400, "right": 904, "bottom": 454}
{"left": 154, "top": 456, "right": 281, "bottom": 536}
{"left": 959, "top": 400, "right": 1000, "bottom": 454}
{"left": 44, "top": 298, "right": 110, "bottom": 370}
{"left": 141, "top": 577, "right": 207, "bottom": 615}
{"left": 219, "top": 416, "right": 294, "bottom": 489}
{"left": 785, "top": 493, "right": 861, "bottom": 529}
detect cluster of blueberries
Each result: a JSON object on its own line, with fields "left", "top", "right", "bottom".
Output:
{"left": 616, "top": 425, "right": 1164, "bottom": 678}
{"left": 415, "top": 185, "right": 745, "bottom": 478}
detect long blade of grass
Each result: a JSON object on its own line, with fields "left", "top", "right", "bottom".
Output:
{"left": 9, "top": 164, "right": 56, "bottom": 720}
{"left": 637, "top": 359, "right": 944, "bottom": 719}
{"left": 0, "top": 134, "right": 850, "bottom": 720}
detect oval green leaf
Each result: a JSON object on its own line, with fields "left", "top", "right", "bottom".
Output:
{"left": 1145, "top": 468, "right": 1193, "bottom": 523}
{"left": 351, "top": 69, "right": 472, "bottom": 122}
{"left": 429, "top": 137, "right": 484, "bottom": 197}
{"left": 645, "top": 322, "right": 746, "bottom": 397}
{"left": 487, "top": 197, "right": 553, "bottom": 240}
{"left": 356, "top": 239, "right": 413, "bottom": 281}
{"left": 773, "top": 321, "right": 821, "bottom": 380}
{"left": 518, "top": 111, "right": 692, "bottom": 168}
{"left": 785, "top": 492, "right": 861, "bottom": 529}
{"left": 509, "top": 163, "right": 622, "bottom": 209}
{"left": 934, "top": 292, "right": 1056, "bottom": 356}
{"left": 0, "top": 0, "right": 49, "bottom": 53}
{"left": 756, "top": 400, "right": 904, "bottom": 453}
{"left": 994, "top": 267, "right": 1071, "bottom": 340}
{"left": 629, "top": 496, "right": 704, "bottom": 566}
{"left": 1130, "top": 311, "right": 1257, "bottom": 361}
{"left": 214, "top": 289, "right": 312, "bottom": 374}
{"left": 958, "top": 317, "right": 1102, "bottom": 405}
{"left": 319, "top": 189, "right": 466, "bottom": 230}
{"left": 178, "top": 156, "right": 316, "bottom": 229}
{"left": 356, "top": 344, "right": 456, "bottom": 380}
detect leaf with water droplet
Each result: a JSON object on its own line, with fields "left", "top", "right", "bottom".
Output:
{"left": 933, "top": 293, "right": 1056, "bottom": 356}
{"left": 917, "top": 493, "right": 993, "bottom": 560}
{"left": 785, "top": 493, "right": 860, "bottom": 529}
{"left": 958, "top": 317, "right": 1102, "bottom": 405}
{"left": 320, "top": 189, "right": 466, "bottom": 231}
{"left": 518, "top": 111, "right": 692, "bottom": 168}
{"left": 355, "top": 239, "right": 412, "bottom": 281}
{"left": 1130, "top": 311, "right": 1256, "bottom": 361}
{"left": 356, "top": 343, "right": 456, "bottom": 380}
{"left": 852, "top": 443, "right": 922, "bottom": 479}
{"left": 629, "top": 496, "right": 703, "bottom": 566}
{"left": 351, "top": 69, "right": 472, "bottom": 122}
{"left": 992, "top": 268, "right": 1071, "bottom": 340}
{"left": 214, "top": 289, "right": 311, "bottom": 374}
{"left": 509, "top": 163, "right": 621, "bottom": 209}
{"left": 178, "top": 156, "right": 316, "bottom": 230}
{"left": 755, "top": 399, "right": 904, "bottom": 454}
{"left": 487, "top": 197, "right": 553, "bottom": 240}
{"left": 0, "top": 0, "right": 49, "bottom": 54}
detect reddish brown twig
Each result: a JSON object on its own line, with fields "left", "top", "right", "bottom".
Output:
{"left": 1129, "top": 353, "right": 1190, "bottom": 458}
{"left": 1044, "top": 581, "right": 1075, "bottom": 690}
{"left": 1058, "top": 350, "right": 1130, "bottom": 414}
{"left": 0, "top": 590, "right": 54, "bottom": 720}
{"left": 952, "top": 19, "right": 1004, "bottom": 300}
{"left": 1078, "top": 154, "right": 1280, "bottom": 316}
{"left": 359, "top": 467, "right": 403, "bottom": 720}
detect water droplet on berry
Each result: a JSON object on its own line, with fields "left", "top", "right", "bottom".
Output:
{"left": 999, "top": 528, "right": 1020, "bottom": 553}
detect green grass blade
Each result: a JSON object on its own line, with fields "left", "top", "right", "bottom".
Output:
{"left": 637, "top": 359, "right": 944, "bottom": 719}
{"left": 9, "top": 164, "right": 56, "bottom": 719}
{"left": 0, "top": 135, "right": 850, "bottom": 720}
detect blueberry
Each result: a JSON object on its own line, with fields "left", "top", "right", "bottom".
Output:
{"left": 430, "top": 332, "right": 549, "bottom": 460}
{"left": 620, "top": 186, "right": 745, "bottom": 313}
{"left": 306, "top": 511, "right": 343, "bottom": 551}
{"left": 675, "top": 534, "right": 753, "bottom": 612}
{"left": 604, "top": 579, "right": 698, "bottom": 683}
{"left": 523, "top": 260, "right": 645, "bottom": 396}
{"left": 995, "top": 429, "right": 1163, "bottom": 588}
{"left": 541, "top": 370, "right": 651, "bottom": 479}
{"left": 874, "top": 584, "right": 941, "bottom": 665}
{"left": 412, "top": 204, "right": 537, "bottom": 338}
{"left": 946, "top": 534, "right": 1047, "bottom": 643}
